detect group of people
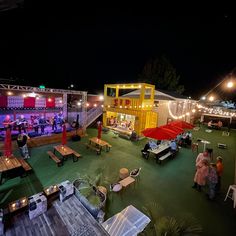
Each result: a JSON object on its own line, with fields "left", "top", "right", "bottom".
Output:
{"left": 2, "top": 112, "right": 65, "bottom": 135}
{"left": 176, "top": 131, "right": 192, "bottom": 146}
{"left": 208, "top": 120, "right": 223, "bottom": 129}
{"left": 192, "top": 151, "right": 223, "bottom": 200}
{"left": 141, "top": 139, "right": 178, "bottom": 159}
{"left": 108, "top": 116, "right": 133, "bottom": 130}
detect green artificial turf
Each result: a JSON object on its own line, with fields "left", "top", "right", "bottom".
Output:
{"left": 0, "top": 126, "right": 236, "bottom": 236}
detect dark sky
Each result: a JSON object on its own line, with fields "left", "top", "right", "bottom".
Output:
{"left": 0, "top": 4, "right": 236, "bottom": 99}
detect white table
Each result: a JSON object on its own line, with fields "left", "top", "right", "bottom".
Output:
{"left": 148, "top": 144, "right": 170, "bottom": 155}
{"left": 201, "top": 140, "right": 210, "bottom": 151}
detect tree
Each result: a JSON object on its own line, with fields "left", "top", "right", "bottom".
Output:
{"left": 139, "top": 56, "right": 184, "bottom": 94}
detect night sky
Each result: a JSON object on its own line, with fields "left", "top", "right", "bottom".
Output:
{"left": 1, "top": 4, "right": 236, "bottom": 99}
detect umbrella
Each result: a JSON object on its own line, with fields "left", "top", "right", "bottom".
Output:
{"left": 161, "top": 124, "right": 184, "bottom": 134}
{"left": 4, "top": 128, "right": 12, "bottom": 157}
{"left": 142, "top": 126, "right": 178, "bottom": 140}
{"left": 97, "top": 121, "right": 102, "bottom": 139}
{"left": 62, "top": 124, "right": 67, "bottom": 145}
{"left": 169, "top": 120, "right": 195, "bottom": 129}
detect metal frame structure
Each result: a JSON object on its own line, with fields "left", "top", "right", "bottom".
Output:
{"left": 0, "top": 84, "right": 88, "bottom": 127}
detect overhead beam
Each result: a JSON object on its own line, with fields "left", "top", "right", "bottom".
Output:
{"left": 0, "top": 84, "right": 86, "bottom": 95}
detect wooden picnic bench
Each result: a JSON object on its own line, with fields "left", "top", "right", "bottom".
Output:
{"left": 85, "top": 143, "right": 101, "bottom": 155}
{"left": 17, "top": 159, "right": 32, "bottom": 177}
{"left": 72, "top": 151, "right": 81, "bottom": 162}
{"left": 47, "top": 151, "right": 63, "bottom": 167}
{"left": 106, "top": 144, "right": 112, "bottom": 151}
{"left": 157, "top": 151, "right": 173, "bottom": 164}
{"left": 18, "top": 159, "right": 32, "bottom": 172}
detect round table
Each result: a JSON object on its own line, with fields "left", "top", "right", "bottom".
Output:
{"left": 112, "top": 183, "right": 122, "bottom": 192}
{"left": 119, "top": 168, "right": 129, "bottom": 179}
{"left": 201, "top": 140, "right": 210, "bottom": 151}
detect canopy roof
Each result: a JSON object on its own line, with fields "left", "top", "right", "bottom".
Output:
{"left": 102, "top": 205, "right": 151, "bottom": 236}
{"left": 122, "top": 89, "right": 192, "bottom": 101}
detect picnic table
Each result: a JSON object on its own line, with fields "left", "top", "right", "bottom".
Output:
{"left": 53, "top": 145, "right": 74, "bottom": 160}
{"left": 89, "top": 137, "right": 111, "bottom": 152}
{"left": 53, "top": 145, "right": 81, "bottom": 162}
{"left": 148, "top": 144, "right": 170, "bottom": 155}
{"left": 0, "top": 156, "right": 23, "bottom": 184}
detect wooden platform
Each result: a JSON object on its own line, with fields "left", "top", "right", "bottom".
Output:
{"left": 28, "top": 129, "right": 84, "bottom": 148}
{"left": 5, "top": 195, "right": 109, "bottom": 236}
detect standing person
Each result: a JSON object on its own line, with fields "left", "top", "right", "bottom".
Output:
{"left": 216, "top": 156, "right": 223, "bottom": 192}
{"left": 17, "top": 133, "right": 30, "bottom": 159}
{"left": 192, "top": 160, "right": 209, "bottom": 192}
{"left": 39, "top": 116, "right": 46, "bottom": 134}
{"left": 33, "top": 116, "right": 39, "bottom": 134}
{"left": 207, "top": 163, "right": 218, "bottom": 200}
{"left": 52, "top": 113, "right": 58, "bottom": 131}
{"left": 196, "top": 151, "right": 210, "bottom": 167}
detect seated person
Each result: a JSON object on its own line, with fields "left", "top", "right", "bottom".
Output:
{"left": 187, "top": 131, "right": 192, "bottom": 140}
{"left": 141, "top": 142, "right": 150, "bottom": 158}
{"left": 170, "top": 140, "right": 177, "bottom": 153}
{"left": 208, "top": 120, "right": 213, "bottom": 127}
{"left": 218, "top": 120, "right": 223, "bottom": 128}
{"left": 148, "top": 140, "right": 158, "bottom": 150}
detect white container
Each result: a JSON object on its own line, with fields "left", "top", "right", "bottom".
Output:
{"left": 28, "top": 192, "right": 47, "bottom": 220}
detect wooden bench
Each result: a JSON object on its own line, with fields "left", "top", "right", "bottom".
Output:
{"left": 157, "top": 152, "right": 173, "bottom": 164}
{"left": 72, "top": 151, "right": 81, "bottom": 162}
{"left": 106, "top": 144, "right": 112, "bottom": 152}
{"left": 85, "top": 143, "right": 101, "bottom": 155}
{"left": 47, "top": 151, "right": 63, "bottom": 166}
{"left": 18, "top": 159, "right": 32, "bottom": 176}
{"left": 218, "top": 143, "right": 227, "bottom": 149}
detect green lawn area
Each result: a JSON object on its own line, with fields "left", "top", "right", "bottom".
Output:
{"left": 1, "top": 127, "right": 236, "bottom": 235}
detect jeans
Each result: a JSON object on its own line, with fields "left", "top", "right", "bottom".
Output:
{"left": 20, "top": 144, "right": 29, "bottom": 158}
{"left": 208, "top": 182, "right": 216, "bottom": 199}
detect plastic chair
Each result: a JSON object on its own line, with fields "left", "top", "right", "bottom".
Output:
{"left": 224, "top": 185, "right": 236, "bottom": 208}
{"left": 130, "top": 168, "right": 141, "bottom": 181}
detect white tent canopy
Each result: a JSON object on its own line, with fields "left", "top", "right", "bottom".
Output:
{"left": 102, "top": 205, "right": 151, "bottom": 236}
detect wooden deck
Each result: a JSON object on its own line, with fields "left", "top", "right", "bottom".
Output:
{"left": 5, "top": 195, "right": 109, "bottom": 236}
{"left": 28, "top": 129, "right": 84, "bottom": 148}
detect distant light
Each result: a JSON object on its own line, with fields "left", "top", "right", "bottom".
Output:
{"left": 86, "top": 103, "right": 89, "bottom": 107}
{"left": 188, "top": 96, "right": 191, "bottom": 99}
{"left": 39, "top": 85, "right": 45, "bottom": 89}
{"left": 94, "top": 104, "right": 97, "bottom": 107}
{"left": 7, "top": 91, "right": 12, "bottom": 95}
{"left": 23, "top": 94, "right": 26, "bottom": 98}
{"left": 227, "top": 81, "right": 234, "bottom": 88}
{"left": 36, "top": 97, "right": 39, "bottom": 100}
{"left": 99, "top": 95, "right": 104, "bottom": 101}
{"left": 201, "top": 96, "right": 206, "bottom": 100}
{"left": 209, "top": 96, "right": 214, "bottom": 101}
{"left": 70, "top": 84, "right": 74, "bottom": 88}
{"left": 192, "top": 109, "right": 196, "bottom": 113}
{"left": 138, "top": 84, "right": 141, "bottom": 88}
{"left": 77, "top": 102, "right": 81, "bottom": 106}
{"left": 101, "top": 105, "right": 104, "bottom": 108}
{"left": 28, "top": 92, "right": 36, "bottom": 97}
{"left": 48, "top": 98, "right": 52, "bottom": 102}
{"left": 59, "top": 100, "right": 62, "bottom": 103}
{"left": 186, "top": 112, "right": 190, "bottom": 116}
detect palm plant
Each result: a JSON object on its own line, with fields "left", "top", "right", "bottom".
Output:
{"left": 140, "top": 202, "right": 202, "bottom": 236}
